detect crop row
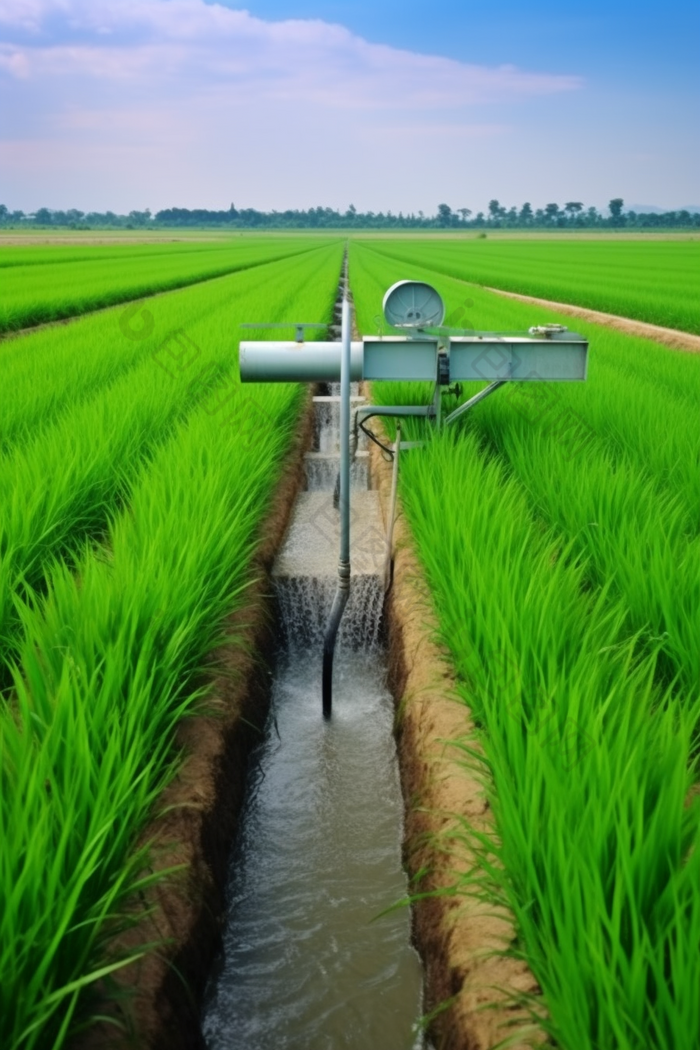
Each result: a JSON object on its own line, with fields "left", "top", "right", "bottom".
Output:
{"left": 350, "top": 241, "right": 700, "bottom": 1049}
{"left": 0, "top": 244, "right": 339, "bottom": 452}
{"left": 0, "top": 236, "right": 337, "bottom": 333}
{"left": 0, "top": 240, "right": 344, "bottom": 1050}
{"left": 357, "top": 237, "right": 700, "bottom": 334}
{"left": 0, "top": 239, "right": 268, "bottom": 269}
{"left": 0, "top": 246, "right": 344, "bottom": 678}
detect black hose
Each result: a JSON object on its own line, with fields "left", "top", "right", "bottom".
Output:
{"left": 322, "top": 574, "right": 349, "bottom": 719}
{"left": 359, "top": 417, "right": 394, "bottom": 458}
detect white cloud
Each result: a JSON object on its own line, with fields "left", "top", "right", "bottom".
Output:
{"left": 0, "top": 0, "right": 584, "bottom": 211}
{"left": 0, "top": 0, "right": 581, "bottom": 105}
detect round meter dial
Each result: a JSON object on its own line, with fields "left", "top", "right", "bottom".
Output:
{"left": 382, "top": 280, "right": 445, "bottom": 329}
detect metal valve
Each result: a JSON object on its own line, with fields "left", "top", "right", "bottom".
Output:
{"left": 528, "top": 324, "right": 569, "bottom": 337}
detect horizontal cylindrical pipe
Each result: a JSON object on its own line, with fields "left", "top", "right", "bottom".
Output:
{"left": 356, "top": 405, "right": 434, "bottom": 419}
{"left": 240, "top": 341, "right": 363, "bottom": 383}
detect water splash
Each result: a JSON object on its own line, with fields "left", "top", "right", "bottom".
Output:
{"left": 305, "top": 455, "right": 369, "bottom": 492}
{"left": 274, "top": 574, "right": 384, "bottom": 652}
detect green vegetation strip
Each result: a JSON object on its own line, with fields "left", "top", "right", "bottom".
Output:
{"left": 351, "top": 242, "right": 700, "bottom": 1049}
{"left": 357, "top": 237, "right": 700, "bottom": 334}
{"left": 0, "top": 241, "right": 344, "bottom": 1050}
{"left": 0, "top": 243, "right": 339, "bottom": 452}
{"left": 0, "top": 236, "right": 335, "bottom": 333}
{"left": 0, "top": 246, "right": 341, "bottom": 676}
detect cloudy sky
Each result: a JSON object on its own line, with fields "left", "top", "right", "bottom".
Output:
{"left": 1, "top": 0, "right": 698, "bottom": 215}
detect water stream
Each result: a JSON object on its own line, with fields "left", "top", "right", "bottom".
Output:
{"left": 201, "top": 287, "right": 424, "bottom": 1049}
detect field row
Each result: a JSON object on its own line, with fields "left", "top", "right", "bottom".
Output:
{"left": 349, "top": 241, "right": 700, "bottom": 1050}
{"left": 0, "top": 237, "right": 338, "bottom": 333}
{"left": 357, "top": 237, "right": 700, "bottom": 334}
{"left": 0, "top": 241, "right": 345, "bottom": 1050}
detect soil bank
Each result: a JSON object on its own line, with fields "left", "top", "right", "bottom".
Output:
{"left": 369, "top": 431, "right": 543, "bottom": 1050}
{"left": 485, "top": 286, "right": 700, "bottom": 353}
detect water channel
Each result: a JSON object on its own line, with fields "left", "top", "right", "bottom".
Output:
{"left": 201, "top": 313, "right": 425, "bottom": 1048}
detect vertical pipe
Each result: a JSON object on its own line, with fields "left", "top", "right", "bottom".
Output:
{"left": 322, "top": 293, "right": 352, "bottom": 718}
{"left": 383, "top": 423, "right": 400, "bottom": 591}
{"left": 339, "top": 295, "right": 351, "bottom": 564}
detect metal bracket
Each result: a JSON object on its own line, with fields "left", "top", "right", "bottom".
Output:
{"left": 355, "top": 405, "right": 436, "bottom": 423}
{"left": 354, "top": 404, "right": 435, "bottom": 447}
{"left": 240, "top": 322, "right": 326, "bottom": 344}
{"left": 443, "top": 380, "right": 507, "bottom": 427}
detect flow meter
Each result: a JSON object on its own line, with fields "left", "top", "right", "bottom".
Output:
{"left": 382, "top": 281, "right": 445, "bottom": 329}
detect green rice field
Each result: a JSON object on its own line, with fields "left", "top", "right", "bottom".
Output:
{"left": 1, "top": 232, "right": 699, "bottom": 1050}
{"left": 0, "top": 237, "right": 344, "bottom": 1050}
{"left": 0, "top": 237, "right": 328, "bottom": 333}
{"left": 350, "top": 240, "right": 700, "bottom": 1050}
{"left": 357, "top": 237, "right": 700, "bottom": 333}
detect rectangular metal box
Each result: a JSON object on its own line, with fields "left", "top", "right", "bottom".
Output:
{"left": 448, "top": 335, "right": 588, "bottom": 382}
{"left": 362, "top": 337, "right": 438, "bottom": 381}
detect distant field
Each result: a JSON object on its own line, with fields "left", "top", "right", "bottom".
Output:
{"left": 356, "top": 237, "right": 700, "bottom": 333}
{"left": 0, "top": 237, "right": 330, "bottom": 333}
{"left": 0, "top": 227, "right": 331, "bottom": 244}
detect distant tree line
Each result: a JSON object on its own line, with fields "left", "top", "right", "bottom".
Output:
{"left": 1, "top": 199, "right": 698, "bottom": 230}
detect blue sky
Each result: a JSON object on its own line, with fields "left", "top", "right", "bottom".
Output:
{"left": 0, "top": 0, "right": 697, "bottom": 215}
{"left": 230, "top": 0, "right": 697, "bottom": 84}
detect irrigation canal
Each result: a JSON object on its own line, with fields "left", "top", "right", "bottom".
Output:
{"left": 201, "top": 311, "right": 425, "bottom": 1046}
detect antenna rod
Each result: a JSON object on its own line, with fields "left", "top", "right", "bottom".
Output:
{"left": 322, "top": 292, "right": 352, "bottom": 718}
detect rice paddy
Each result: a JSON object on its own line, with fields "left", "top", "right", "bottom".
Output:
{"left": 0, "top": 237, "right": 329, "bottom": 333}
{"left": 349, "top": 239, "right": 700, "bottom": 1049}
{"left": 356, "top": 237, "right": 700, "bottom": 333}
{"left": 0, "top": 238, "right": 344, "bottom": 1050}
{"left": 1, "top": 231, "right": 698, "bottom": 1050}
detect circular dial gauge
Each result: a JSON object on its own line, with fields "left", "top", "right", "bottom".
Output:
{"left": 382, "top": 280, "right": 445, "bottom": 329}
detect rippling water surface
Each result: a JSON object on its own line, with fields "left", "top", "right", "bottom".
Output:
{"left": 201, "top": 651, "right": 424, "bottom": 1050}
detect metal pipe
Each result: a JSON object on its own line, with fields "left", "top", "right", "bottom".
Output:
{"left": 322, "top": 295, "right": 352, "bottom": 718}
{"left": 383, "top": 424, "right": 400, "bottom": 590}
{"left": 339, "top": 299, "right": 351, "bottom": 565}
{"left": 443, "top": 379, "right": 507, "bottom": 427}
{"left": 239, "top": 341, "right": 363, "bottom": 383}
{"left": 356, "top": 405, "right": 434, "bottom": 420}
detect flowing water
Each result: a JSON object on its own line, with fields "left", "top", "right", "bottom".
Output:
{"left": 201, "top": 325, "right": 424, "bottom": 1049}
{"left": 201, "top": 650, "right": 424, "bottom": 1050}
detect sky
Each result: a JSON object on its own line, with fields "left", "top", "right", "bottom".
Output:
{"left": 0, "top": 0, "right": 698, "bottom": 216}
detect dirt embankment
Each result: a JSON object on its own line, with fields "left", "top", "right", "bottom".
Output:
{"left": 74, "top": 396, "right": 314, "bottom": 1050}
{"left": 370, "top": 436, "right": 543, "bottom": 1050}
{"left": 485, "top": 286, "right": 700, "bottom": 353}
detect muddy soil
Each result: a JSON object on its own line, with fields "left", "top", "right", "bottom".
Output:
{"left": 369, "top": 434, "right": 543, "bottom": 1050}
{"left": 486, "top": 286, "right": 700, "bottom": 353}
